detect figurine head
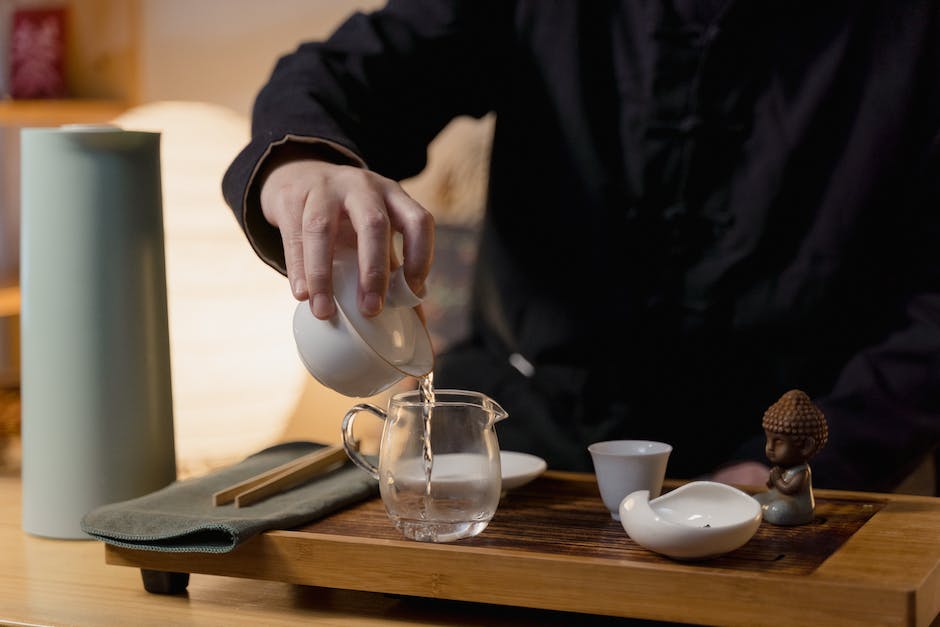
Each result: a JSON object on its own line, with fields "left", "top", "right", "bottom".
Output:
{"left": 762, "top": 390, "right": 828, "bottom": 467}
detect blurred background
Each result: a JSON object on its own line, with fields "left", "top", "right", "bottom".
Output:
{"left": 0, "top": 0, "right": 493, "bottom": 476}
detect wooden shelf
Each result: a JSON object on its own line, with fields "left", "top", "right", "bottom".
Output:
{"left": 0, "top": 99, "right": 130, "bottom": 128}
{"left": 0, "top": 284, "right": 19, "bottom": 318}
{"left": 0, "top": 0, "right": 140, "bottom": 127}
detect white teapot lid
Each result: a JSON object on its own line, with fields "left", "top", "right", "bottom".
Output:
{"left": 331, "top": 248, "right": 434, "bottom": 377}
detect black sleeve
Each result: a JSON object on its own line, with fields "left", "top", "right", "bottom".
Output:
{"left": 727, "top": 129, "right": 937, "bottom": 492}
{"left": 221, "top": 0, "right": 510, "bottom": 273}
{"left": 812, "top": 293, "right": 940, "bottom": 491}
{"left": 809, "top": 135, "right": 940, "bottom": 492}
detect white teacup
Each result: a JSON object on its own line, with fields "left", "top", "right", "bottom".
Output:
{"left": 588, "top": 440, "right": 672, "bottom": 521}
{"left": 293, "top": 248, "right": 434, "bottom": 397}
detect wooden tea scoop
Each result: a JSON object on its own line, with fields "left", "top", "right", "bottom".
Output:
{"left": 212, "top": 445, "right": 349, "bottom": 507}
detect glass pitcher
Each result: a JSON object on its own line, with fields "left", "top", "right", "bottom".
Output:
{"left": 342, "top": 388, "right": 508, "bottom": 542}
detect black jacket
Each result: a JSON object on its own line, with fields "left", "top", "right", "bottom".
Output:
{"left": 223, "top": 0, "right": 940, "bottom": 490}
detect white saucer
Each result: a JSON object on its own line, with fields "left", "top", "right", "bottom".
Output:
{"left": 500, "top": 451, "right": 548, "bottom": 490}
{"left": 397, "top": 452, "right": 548, "bottom": 490}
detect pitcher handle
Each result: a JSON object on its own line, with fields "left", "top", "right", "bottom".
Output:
{"left": 341, "top": 403, "right": 386, "bottom": 479}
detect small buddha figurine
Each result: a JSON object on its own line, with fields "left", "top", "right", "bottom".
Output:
{"left": 754, "top": 389, "right": 829, "bottom": 526}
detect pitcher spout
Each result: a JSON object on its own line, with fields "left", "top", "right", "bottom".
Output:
{"left": 486, "top": 397, "right": 509, "bottom": 426}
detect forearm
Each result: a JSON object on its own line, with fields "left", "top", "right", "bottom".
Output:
{"left": 812, "top": 292, "right": 940, "bottom": 491}
{"left": 222, "top": 0, "right": 506, "bottom": 272}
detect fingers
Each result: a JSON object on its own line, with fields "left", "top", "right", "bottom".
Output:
{"left": 301, "top": 191, "right": 339, "bottom": 319}
{"left": 260, "top": 159, "right": 321, "bottom": 303}
{"left": 344, "top": 187, "right": 391, "bottom": 317}
{"left": 710, "top": 461, "right": 771, "bottom": 488}
{"left": 259, "top": 159, "right": 434, "bottom": 320}
{"left": 386, "top": 188, "right": 435, "bottom": 296}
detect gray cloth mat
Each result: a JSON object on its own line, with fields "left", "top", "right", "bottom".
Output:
{"left": 81, "top": 441, "right": 378, "bottom": 553}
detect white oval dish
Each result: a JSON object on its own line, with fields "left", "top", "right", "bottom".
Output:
{"left": 619, "top": 481, "right": 762, "bottom": 560}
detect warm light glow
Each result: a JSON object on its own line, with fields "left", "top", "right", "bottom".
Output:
{"left": 112, "top": 101, "right": 305, "bottom": 474}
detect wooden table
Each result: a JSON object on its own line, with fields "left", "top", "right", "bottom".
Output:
{"left": 102, "top": 471, "right": 940, "bottom": 627}
{"left": 0, "top": 473, "right": 660, "bottom": 626}
{"left": 5, "top": 467, "right": 940, "bottom": 627}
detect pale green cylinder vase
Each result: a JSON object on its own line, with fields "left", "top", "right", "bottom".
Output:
{"left": 20, "top": 126, "right": 177, "bottom": 539}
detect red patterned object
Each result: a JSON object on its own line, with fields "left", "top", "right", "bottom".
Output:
{"left": 9, "top": 6, "right": 67, "bottom": 99}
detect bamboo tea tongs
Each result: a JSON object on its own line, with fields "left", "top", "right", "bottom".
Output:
{"left": 211, "top": 445, "right": 349, "bottom": 508}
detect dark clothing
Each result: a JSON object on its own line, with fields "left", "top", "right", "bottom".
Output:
{"left": 222, "top": 0, "right": 940, "bottom": 491}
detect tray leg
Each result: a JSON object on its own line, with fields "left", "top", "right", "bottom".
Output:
{"left": 140, "top": 569, "right": 190, "bottom": 595}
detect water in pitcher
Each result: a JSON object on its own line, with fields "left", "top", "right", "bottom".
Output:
{"left": 389, "top": 480, "right": 497, "bottom": 542}
{"left": 386, "top": 373, "right": 500, "bottom": 542}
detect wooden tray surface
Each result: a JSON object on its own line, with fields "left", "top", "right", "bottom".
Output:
{"left": 105, "top": 471, "right": 940, "bottom": 627}
{"left": 302, "top": 473, "right": 881, "bottom": 576}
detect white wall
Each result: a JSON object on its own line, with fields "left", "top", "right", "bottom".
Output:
{"left": 139, "top": 0, "right": 384, "bottom": 117}
{"left": 136, "top": 0, "right": 492, "bottom": 225}
{"left": 127, "top": 2, "right": 390, "bottom": 470}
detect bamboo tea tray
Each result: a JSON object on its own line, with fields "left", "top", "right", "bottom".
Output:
{"left": 105, "top": 471, "right": 940, "bottom": 626}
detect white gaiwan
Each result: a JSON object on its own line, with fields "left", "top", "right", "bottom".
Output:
{"left": 619, "top": 481, "right": 762, "bottom": 560}
{"left": 293, "top": 248, "right": 434, "bottom": 398}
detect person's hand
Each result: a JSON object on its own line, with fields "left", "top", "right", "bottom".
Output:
{"left": 710, "top": 461, "right": 771, "bottom": 488}
{"left": 260, "top": 158, "right": 434, "bottom": 320}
